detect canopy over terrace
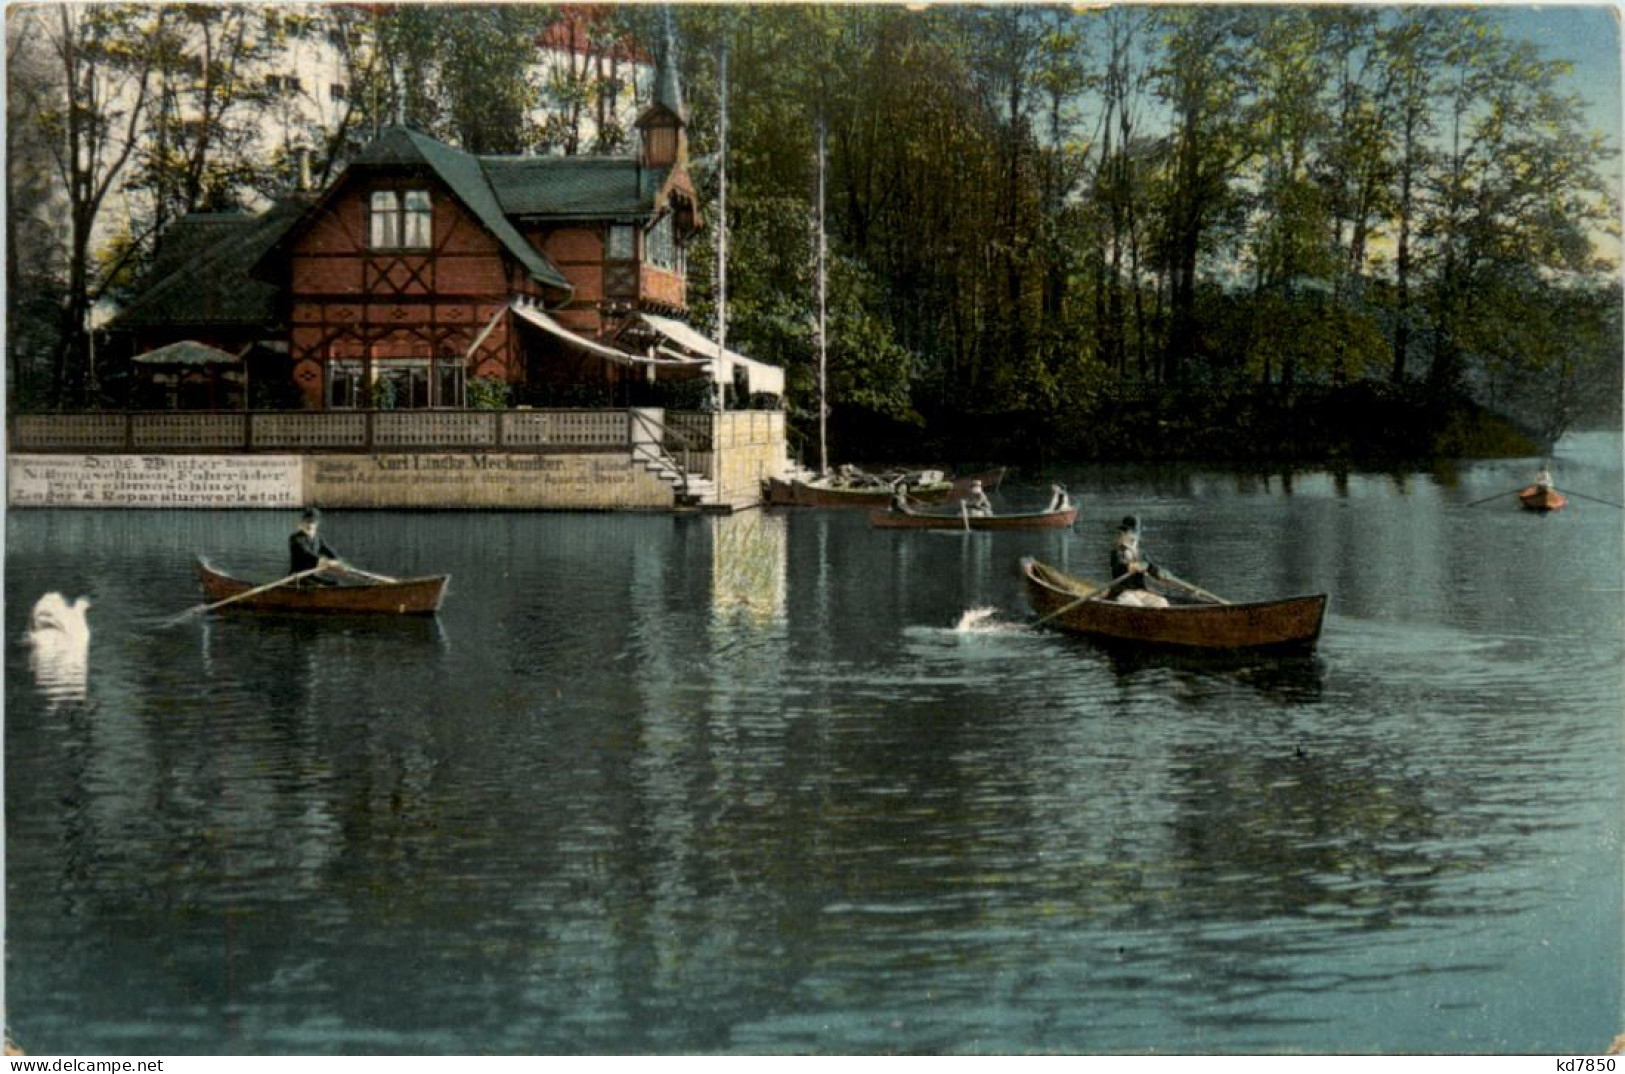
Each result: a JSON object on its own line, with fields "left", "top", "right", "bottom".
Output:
{"left": 623, "top": 312, "right": 784, "bottom": 399}
{"left": 510, "top": 302, "right": 711, "bottom": 393}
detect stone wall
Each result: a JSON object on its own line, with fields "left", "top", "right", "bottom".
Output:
{"left": 8, "top": 452, "right": 677, "bottom": 511}
{"left": 305, "top": 453, "right": 675, "bottom": 510}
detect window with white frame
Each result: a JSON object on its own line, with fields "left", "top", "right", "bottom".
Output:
{"left": 369, "top": 189, "right": 432, "bottom": 249}
{"left": 646, "top": 214, "right": 676, "bottom": 271}
{"left": 327, "top": 359, "right": 464, "bottom": 409}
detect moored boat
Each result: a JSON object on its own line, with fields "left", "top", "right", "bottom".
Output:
{"left": 1518, "top": 485, "right": 1567, "bottom": 512}
{"left": 194, "top": 558, "right": 448, "bottom": 615}
{"left": 870, "top": 501, "right": 1077, "bottom": 530}
{"left": 764, "top": 467, "right": 1005, "bottom": 508}
{"left": 1020, "top": 557, "right": 1326, "bottom": 652}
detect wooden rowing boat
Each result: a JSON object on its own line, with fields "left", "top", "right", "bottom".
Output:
{"left": 194, "top": 558, "right": 448, "bottom": 615}
{"left": 1020, "top": 557, "right": 1326, "bottom": 652}
{"left": 870, "top": 502, "right": 1077, "bottom": 530}
{"left": 764, "top": 468, "right": 1005, "bottom": 508}
{"left": 1518, "top": 485, "right": 1567, "bottom": 512}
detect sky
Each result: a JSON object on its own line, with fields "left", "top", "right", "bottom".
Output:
{"left": 1495, "top": 3, "right": 1623, "bottom": 152}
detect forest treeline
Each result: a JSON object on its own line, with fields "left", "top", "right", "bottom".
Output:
{"left": 8, "top": 4, "right": 1621, "bottom": 461}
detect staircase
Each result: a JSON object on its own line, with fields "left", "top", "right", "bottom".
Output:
{"left": 628, "top": 407, "right": 721, "bottom": 510}
{"left": 635, "top": 451, "right": 718, "bottom": 509}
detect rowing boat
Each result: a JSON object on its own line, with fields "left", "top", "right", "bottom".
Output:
{"left": 764, "top": 468, "right": 1005, "bottom": 508}
{"left": 1020, "top": 557, "right": 1326, "bottom": 652}
{"left": 194, "top": 558, "right": 448, "bottom": 615}
{"left": 870, "top": 502, "right": 1077, "bottom": 530}
{"left": 1518, "top": 485, "right": 1567, "bottom": 512}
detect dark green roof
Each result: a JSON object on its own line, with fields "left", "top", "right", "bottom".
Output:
{"left": 117, "top": 127, "right": 691, "bottom": 331}
{"left": 484, "top": 155, "right": 668, "bottom": 219}
{"left": 352, "top": 127, "right": 571, "bottom": 290}
{"left": 112, "top": 199, "right": 307, "bottom": 328}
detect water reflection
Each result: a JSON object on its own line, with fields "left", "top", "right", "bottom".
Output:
{"left": 4, "top": 433, "right": 1620, "bottom": 1054}
{"left": 1165, "top": 742, "right": 1446, "bottom": 925}
{"left": 1095, "top": 644, "right": 1327, "bottom": 704}
{"left": 710, "top": 511, "right": 788, "bottom": 625}
{"left": 25, "top": 592, "right": 91, "bottom": 705}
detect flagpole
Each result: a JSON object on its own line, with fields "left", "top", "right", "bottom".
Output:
{"left": 816, "top": 117, "right": 828, "bottom": 477}
{"left": 715, "top": 44, "right": 729, "bottom": 415}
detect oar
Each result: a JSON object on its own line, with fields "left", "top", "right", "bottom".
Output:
{"left": 1466, "top": 488, "right": 1524, "bottom": 508}
{"left": 334, "top": 563, "right": 400, "bottom": 583}
{"left": 1032, "top": 570, "right": 1136, "bottom": 628}
{"left": 961, "top": 499, "right": 971, "bottom": 533}
{"left": 1157, "top": 571, "right": 1230, "bottom": 605}
{"left": 1561, "top": 489, "right": 1625, "bottom": 509}
{"left": 161, "top": 567, "right": 322, "bottom": 626}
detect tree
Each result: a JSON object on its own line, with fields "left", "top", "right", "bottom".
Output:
{"left": 1421, "top": 14, "right": 1617, "bottom": 396}
{"left": 16, "top": 4, "right": 170, "bottom": 405}
{"left": 1149, "top": 6, "right": 1255, "bottom": 381}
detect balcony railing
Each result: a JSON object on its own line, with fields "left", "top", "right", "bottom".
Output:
{"left": 7, "top": 409, "right": 738, "bottom": 454}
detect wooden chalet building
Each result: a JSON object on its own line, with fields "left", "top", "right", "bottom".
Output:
{"left": 111, "top": 51, "right": 781, "bottom": 415}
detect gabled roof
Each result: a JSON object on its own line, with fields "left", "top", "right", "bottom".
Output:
{"left": 133, "top": 339, "right": 242, "bottom": 365}
{"left": 346, "top": 126, "right": 571, "bottom": 291}
{"left": 112, "top": 198, "right": 309, "bottom": 328}
{"left": 484, "top": 155, "right": 669, "bottom": 219}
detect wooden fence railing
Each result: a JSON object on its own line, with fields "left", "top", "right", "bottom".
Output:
{"left": 6, "top": 408, "right": 751, "bottom": 454}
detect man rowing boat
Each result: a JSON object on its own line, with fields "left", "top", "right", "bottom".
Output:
{"left": 1107, "top": 515, "right": 1168, "bottom": 607}
{"left": 289, "top": 507, "right": 342, "bottom": 585}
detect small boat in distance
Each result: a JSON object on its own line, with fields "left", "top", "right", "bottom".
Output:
{"left": 1020, "top": 557, "right": 1326, "bottom": 652}
{"left": 194, "top": 559, "right": 448, "bottom": 615}
{"left": 1519, "top": 485, "right": 1567, "bottom": 512}
{"left": 764, "top": 467, "right": 1005, "bottom": 508}
{"left": 870, "top": 500, "right": 1076, "bottom": 531}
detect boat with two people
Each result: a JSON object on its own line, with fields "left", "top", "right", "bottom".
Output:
{"left": 871, "top": 483, "right": 1075, "bottom": 531}
{"left": 1020, "top": 557, "right": 1326, "bottom": 652}
{"left": 764, "top": 466, "right": 1006, "bottom": 509}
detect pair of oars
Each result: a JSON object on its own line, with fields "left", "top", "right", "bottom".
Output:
{"left": 1467, "top": 486, "right": 1623, "bottom": 509}
{"left": 1032, "top": 567, "right": 1229, "bottom": 628}
{"left": 160, "top": 562, "right": 401, "bottom": 626}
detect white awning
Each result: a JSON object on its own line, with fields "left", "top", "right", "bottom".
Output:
{"left": 511, "top": 302, "right": 709, "bottom": 374}
{"left": 512, "top": 302, "right": 637, "bottom": 363}
{"left": 636, "top": 312, "right": 784, "bottom": 397}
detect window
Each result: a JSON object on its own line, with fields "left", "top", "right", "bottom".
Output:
{"left": 330, "top": 83, "right": 346, "bottom": 102}
{"left": 645, "top": 214, "right": 677, "bottom": 272}
{"left": 607, "top": 224, "right": 635, "bottom": 261}
{"left": 402, "top": 190, "right": 431, "bottom": 247}
{"left": 326, "top": 359, "right": 464, "bottom": 409}
{"left": 328, "top": 361, "right": 364, "bottom": 409}
{"left": 370, "top": 190, "right": 432, "bottom": 249}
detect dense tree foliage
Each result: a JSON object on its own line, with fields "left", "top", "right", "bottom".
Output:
{"left": 8, "top": 3, "right": 1619, "bottom": 456}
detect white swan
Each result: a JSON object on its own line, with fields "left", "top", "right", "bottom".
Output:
{"left": 27, "top": 592, "right": 91, "bottom": 703}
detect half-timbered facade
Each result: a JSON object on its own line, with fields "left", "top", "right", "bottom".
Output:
{"left": 111, "top": 50, "right": 782, "bottom": 412}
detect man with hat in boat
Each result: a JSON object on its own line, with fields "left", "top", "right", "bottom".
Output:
{"left": 1107, "top": 515, "right": 1168, "bottom": 607}
{"left": 289, "top": 507, "right": 343, "bottom": 585}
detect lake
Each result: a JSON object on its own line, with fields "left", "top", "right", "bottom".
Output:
{"left": 5, "top": 432, "right": 1621, "bottom": 1055}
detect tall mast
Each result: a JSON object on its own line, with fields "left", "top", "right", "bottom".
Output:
{"left": 816, "top": 117, "right": 828, "bottom": 476}
{"left": 715, "top": 44, "right": 729, "bottom": 414}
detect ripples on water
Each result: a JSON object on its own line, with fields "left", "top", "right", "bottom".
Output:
{"left": 5, "top": 435, "right": 1622, "bottom": 1054}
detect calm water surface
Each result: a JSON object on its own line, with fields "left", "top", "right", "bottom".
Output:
{"left": 6, "top": 434, "right": 1622, "bottom": 1054}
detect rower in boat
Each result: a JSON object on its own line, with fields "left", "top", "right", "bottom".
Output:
{"left": 889, "top": 484, "right": 916, "bottom": 515}
{"left": 1106, "top": 515, "right": 1169, "bottom": 608}
{"left": 289, "top": 507, "right": 343, "bottom": 585}
{"left": 1047, "top": 484, "right": 1070, "bottom": 513}
{"left": 964, "top": 480, "right": 993, "bottom": 517}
